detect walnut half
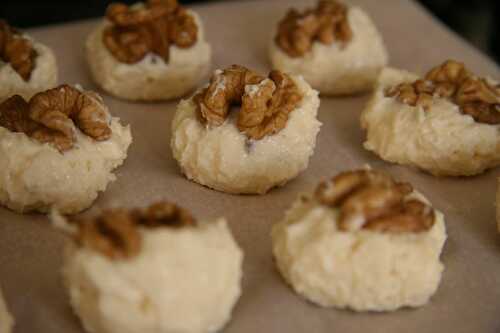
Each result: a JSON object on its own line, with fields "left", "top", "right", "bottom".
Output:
{"left": 76, "top": 202, "right": 196, "bottom": 259}
{"left": 103, "top": 0, "right": 198, "bottom": 64}
{"left": 0, "top": 20, "right": 37, "bottom": 81}
{"left": 315, "top": 170, "right": 435, "bottom": 233}
{"left": 0, "top": 85, "right": 112, "bottom": 152}
{"left": 275, "top": 0, "right": 352, "bottom": 58}
{"left": 385, "top": 60, "right": 500, "bottom": 124}
{"left": 194, "top": 65, "right": 303, "bottom": 140}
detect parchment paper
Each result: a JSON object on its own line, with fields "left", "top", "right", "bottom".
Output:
{"left": 1, "top": 0, "right": 500, "bottom": 332}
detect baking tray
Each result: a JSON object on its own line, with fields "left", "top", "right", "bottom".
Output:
{"left": 1, "top": 0, "right": 500, "bottom": 332}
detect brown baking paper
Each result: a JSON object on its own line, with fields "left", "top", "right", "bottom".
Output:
{"left": 1, "top": 0, "right": 500, "bottom": 332}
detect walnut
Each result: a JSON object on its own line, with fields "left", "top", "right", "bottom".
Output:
{"left": 275, "top": 0, "right": 352, "bottom": 57}
{"left": 106, "top": 2, "right": 171, "bottom": 26}
{"left": 0, "top": 20, "right": 37, "bottom": 81}
{"left": 238, "top": 70, "right": 303, "bottom": 139}
{"left": 424, "top": 59, "right": 469, "bottom": 84}
{"left": 385, "top": 82, "right": 432, "bottom": 109}
{"left": 0, "top": 85, "right": 112, "bottom": 152}
{"left": 0, "top": 95, "right": 35, "bottom": 133}
{"left": 456, "top": 77, "right": 500, "bottom": 105}
{"left": 194, "top": 65, "right": 303, "bottom": 140}
{"left": 461, "top": 102, "right": 500, "bottom": 125}
{"left": 75, "top": 202, "right": 196, "bottom": 259}
{"left": 78, "top": 209, "right": 141, "bottom": 259}
{"left": 385, "top": 60, "right": 500, "bottom": 124}
{"left": 363, "top": 200, "right": 435, "bottom": 233}
{"left": 131, "top": 201, "right": 196, "bottom": 227}
{"left": 315, "top": 170, "right": 435, "bottom": 233}
{"left": 194, "top": 65, "right": 264, "bottom": 126}
{"left": 168, "top": 7, "right": 198, "bottom": 48}
{"left": 103, "top": 0, "right": 198, "bottom": 64}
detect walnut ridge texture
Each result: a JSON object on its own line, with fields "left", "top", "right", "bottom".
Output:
{"left": 315, "top": 170, "right": 435, "bottom": 233}
{"left": 386, "top": 60, "right": 500, "bottom": 124}
{"left": 194, "top": 65, "right": 303, "bottom": 140}
{"left": 0, "top": 85, "right": 112, "bottom": 152}
{"left": 103, "top": 0, "right": 198, "bottom": 64}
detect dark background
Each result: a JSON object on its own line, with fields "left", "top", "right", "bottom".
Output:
{"left": 0, "top": 0, "right": 499, "bottom": 64}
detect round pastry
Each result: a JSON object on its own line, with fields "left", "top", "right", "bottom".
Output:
{"left": 171, "top": 65, "right": 321, "bottom": 194}
{"left": 86, "top": 0, "right": 211, "bottom": 101}
{"left": 0, "top": 84, "right": 132, "bottom": 214}
{"left": 62, "top": 201, "right": 243, "bottom": 333}
{"left": 269, "top": 0, "right": 388, "bottom": 95}
{"left": 271, "top": 169, "right": 446, "bottom": 311}
{"left": 0, "top": 287, "right": 13, "bottom": 333}
{"left": 361, "top": 60, "right": 500, "bottom": 176}
{"left": 0, "top": 20, "right": 57, "bottom": 102}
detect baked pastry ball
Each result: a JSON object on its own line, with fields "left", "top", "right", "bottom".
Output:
{"left": 269, "top": 0, "right": 388, "bottom": 95}
{"left": 62, "top": 202, "right": 243, "bottom": 333}
{"left": 0, "top": 287, "right": 13, "bottom": 333}
{"left": 0, "top": 20, "right": 57, "bottom": 102}
{"left": 0, "top": 84, "right": 132, "bottom": 214}
{"left": 86, "top": 0, "right": 211, "bottom": 101}
{"left": 171, "top": 65, "right": 321, "bottom": 194}
{"left": 361, "top": 60, "right": 500, "bottom": 176}
{"left": 272, "top": 169, "right": 446, "bottom": 311}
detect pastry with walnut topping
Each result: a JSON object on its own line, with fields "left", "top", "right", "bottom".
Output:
{"left": 271, "top": 169, "right": 447, "bottom": 311}
{"left": 171, "top": 65, "right": 321, "bottom": 194}
{"left": 59, "top": 201, "right": 243, "bottom": 333}
{"left": 0, "top": 20, "right": 57, "bottom": 102}
{"left": 361, "top": 60, "right": 500, "bottom": 176}
{"left": 86, "top": 0, "right": 211, "bottom": 101}
{"left": 269, "top": 0, "right": 388, "bottom": 95}
{"left": 0, "top": 84, "right": 132, "bottom": 214}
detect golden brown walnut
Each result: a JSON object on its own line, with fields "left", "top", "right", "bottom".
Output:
{"left": 275, "top": 0, "right": 352, "bottom": 58}
{"left": 78, "top": 209, "right": 141, "bottom": 260}
{"left": 0, "top": 85, "right": 112, "bottom": 152}
{"left": 315, "top": 170, "right": 435, "bottom": 233}
{"left": 103, "top": 0, "right": 198, "bottom": 64}
{"left": 75, "top": 202, "right": 196, "bottom": 259}
{"left": 167, "top": 7, "right": 198, "bottom": 48}
{"left": 424, "top": 59, "right": 469, "bottom": 84}
{"left": 385, "top": 60, "right": 500, "bottom": 124}
{"left": 0, "top": 20, "right": 37, "bottom": 81}
{"left": 194, "top": 65, "right": 303, "bottom": 140}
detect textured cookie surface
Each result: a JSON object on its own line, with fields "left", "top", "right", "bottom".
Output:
{"left": 171, "top": 75, "right": 321, "bottom": 194}
{"left": 64, "top": 218, "right": 243, "bottom": 333}
{"left": 0, "top": 116, "right": 131, "bottom": 214}
{"left": 270, "top": 7, "right": 388, "bottom": 95}
{"left": 86, "top": 11, "right": 211, "bottom": 101}
{"left": 272, "top": 190, "right": 446, "bottom": 311}
{"left": 361, "top": 67, "right": 500, "bottom": 176}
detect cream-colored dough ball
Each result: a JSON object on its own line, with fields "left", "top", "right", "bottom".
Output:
{"left": 86, "top": 10, "right": 211, "bottom": 101}
{"left": 0, "top": 86, "right": 132, "bottom": 214}
{"left": 361, "top": 67, "right": 500, "bottom": 176}
{"left": 61, "top": 203, "right": 243, "bottom": 333}
{"left": 270, "top": 5, "right": 388, "bottom": 95}
{"left": 171, "top": 70, "right": 321, "bottom": 194}
{"left": 272, "top": 170, "right": 447, "bottom": 311}
{"left": 0, "top": 287, "right": 14, "bottom": 333}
